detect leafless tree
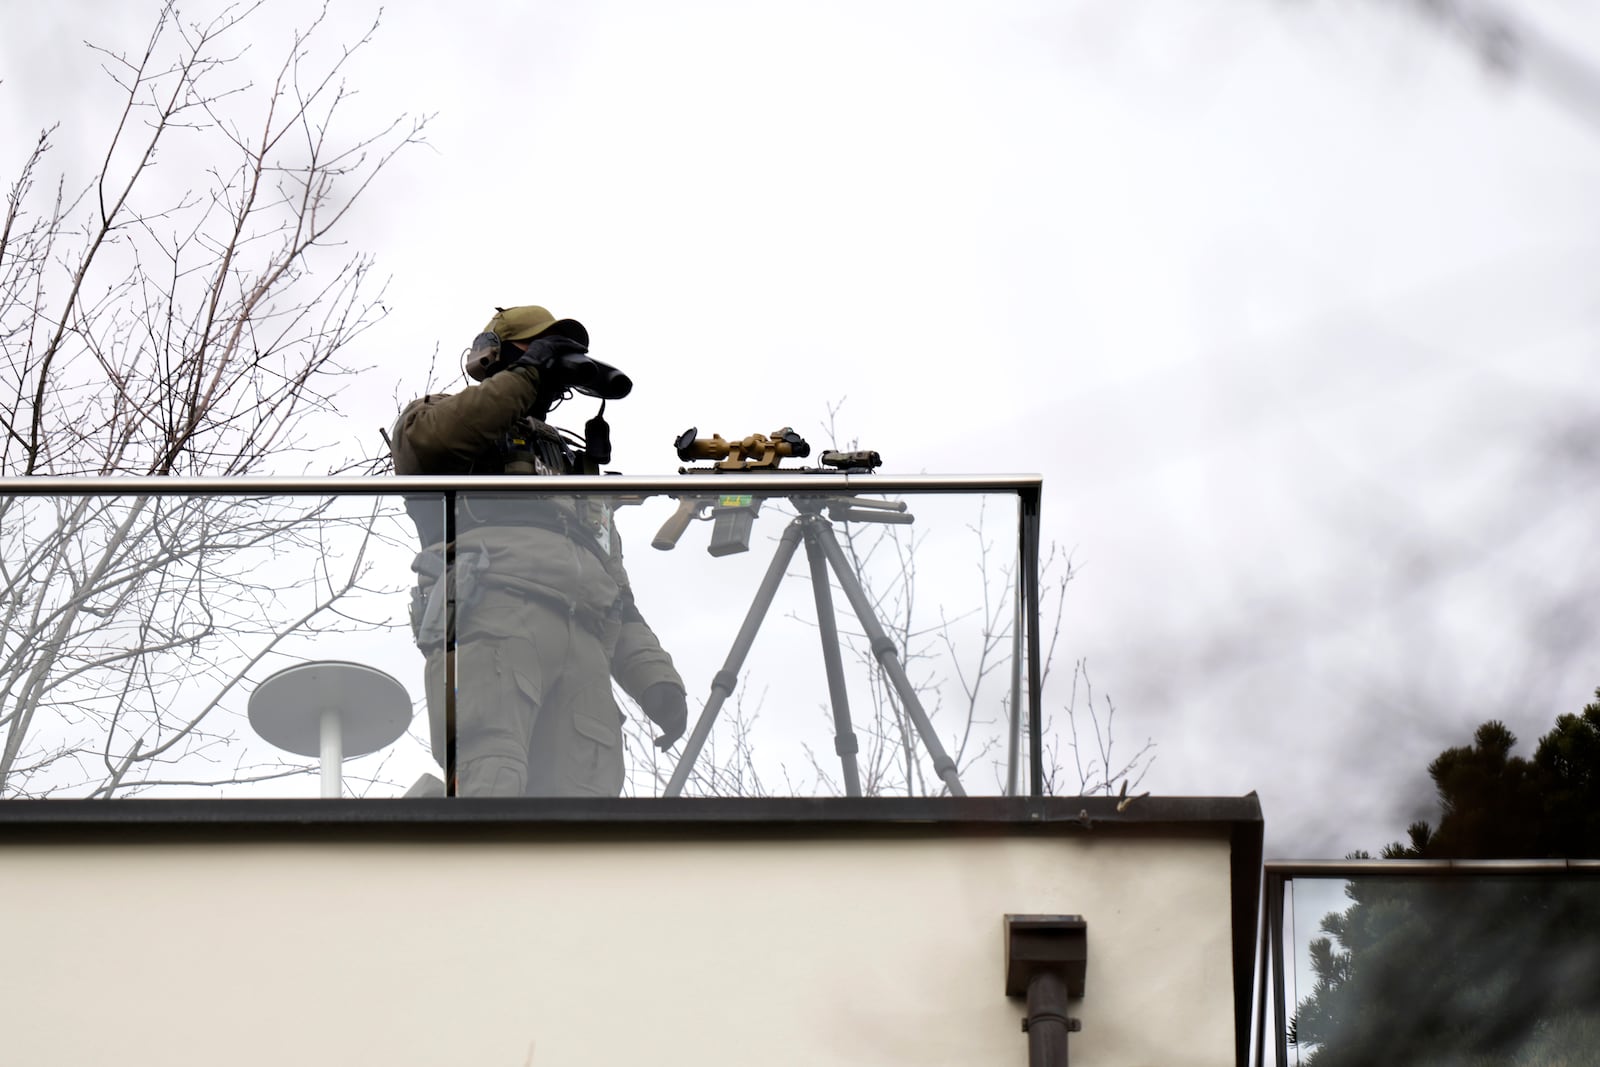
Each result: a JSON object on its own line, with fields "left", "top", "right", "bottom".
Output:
{"left": 1048, "top": 658, "right": 1156, "bottom": 798}
{"left": 0, "top": 3, "right": 428, "bottom": 797}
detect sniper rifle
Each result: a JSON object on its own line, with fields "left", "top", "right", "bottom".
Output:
{"left": 653, "top": 427, "right": 901, "bottom": 555}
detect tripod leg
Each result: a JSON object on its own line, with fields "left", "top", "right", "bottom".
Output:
{"left": 663, "top": 520, "right": 805, "bottom": 797}
{"left": 811, "top": 521, "right": 967, "bottom": 797}
{"left": 801, "top": 520, "right": 863, "bottom": 797}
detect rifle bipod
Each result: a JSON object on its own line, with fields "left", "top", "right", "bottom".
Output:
{"left": 662, "top": 501, "right": 966, "bottom": 798}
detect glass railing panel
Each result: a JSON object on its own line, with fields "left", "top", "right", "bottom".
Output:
{"left": 442, "top": 485, "right": 1030, "bottom": 798}
{"left": 0, "top": 490, "right": 433, "bottom": 799}
{"left": 1, "top": 478, "right": 1040, "bottom": 801}
{"left": 1277, "top": 872, "right": 1600, "bottom": 1066}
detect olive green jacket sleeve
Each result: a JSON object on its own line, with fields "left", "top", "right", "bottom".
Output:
{"left": 611, "top": 602, "right": 685, "bottom": 703}
{"left": 603, "top": 526, "right": 685, "bottom": 701}
{"left": 392, "top": 365, "right": 542, "bottom": 474}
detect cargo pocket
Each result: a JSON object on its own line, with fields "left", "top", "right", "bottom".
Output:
{"left": 564, "top": 692, "right": 624, "bottom": 797}
{"left": 450, "top": 637, "right": 546, "bottom": 796}
{"left": 498, "top": 637, "right": 545, "bottom": 735}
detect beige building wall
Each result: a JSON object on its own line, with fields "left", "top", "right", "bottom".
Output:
{"left": 3, "top": 831, "right": 1237, "bottom": 1066}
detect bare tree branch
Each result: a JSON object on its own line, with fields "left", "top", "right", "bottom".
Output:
{"left": 0, "top": 4, "right": 429, "bottom": 797}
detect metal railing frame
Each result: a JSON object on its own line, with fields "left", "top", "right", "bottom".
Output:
{"left": 1254, "top": 858, "right": 1600, "bottom": 1067}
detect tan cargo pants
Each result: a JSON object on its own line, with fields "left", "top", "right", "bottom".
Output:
{"left": 423, "top": 592, "right": 625, "bottom": 797}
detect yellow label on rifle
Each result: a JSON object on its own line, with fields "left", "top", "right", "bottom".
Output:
{"left": 718, "top": 494, "right": 754, "bottom": 508}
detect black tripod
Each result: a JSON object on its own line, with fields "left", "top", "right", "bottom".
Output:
{"left": 663, "top": 496, "right": 967, "bottom": 797}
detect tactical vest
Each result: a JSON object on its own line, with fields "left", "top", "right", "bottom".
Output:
{"left": 398, "top": 412, "right": 611, "bottom": 556}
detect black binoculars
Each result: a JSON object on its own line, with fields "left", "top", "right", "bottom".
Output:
{"left": 465, "top": 331, "right": 632, "bottom": 400}
{"left": 543, "top": 349, "right": 632, "bottom": 400}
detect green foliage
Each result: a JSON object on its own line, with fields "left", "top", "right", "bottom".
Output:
{"left": 1289, "top": 691, "right": 1600, "bottom": 1065}
{"left": 1391, "top": 705, "right": 1600, "bottom": 859}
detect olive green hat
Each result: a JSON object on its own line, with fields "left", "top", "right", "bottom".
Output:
{"left": 483, "top": 305, "right": 589, "bottom": 346}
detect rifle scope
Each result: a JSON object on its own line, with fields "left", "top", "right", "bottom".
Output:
{"left": 675, "top": 427, "right": 809, "bottom": 471}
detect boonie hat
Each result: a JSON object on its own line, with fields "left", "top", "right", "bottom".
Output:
{"left": 483, "top": 305, "right": 589, "bottom": 346}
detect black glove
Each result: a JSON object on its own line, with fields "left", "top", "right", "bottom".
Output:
{"left": 642, "top": 683, "right": 688, "bottom": 750}
{"left": 507, "top": 336, "right": 579, "bottom": 389}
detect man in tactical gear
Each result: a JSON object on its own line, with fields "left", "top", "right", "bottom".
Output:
{"left": 391, "top": 305, "right": 688, "bottom": 796}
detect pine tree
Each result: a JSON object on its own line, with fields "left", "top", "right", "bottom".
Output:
{"left": 1290, "top": 693, "right": 1600, "bottom": 1065}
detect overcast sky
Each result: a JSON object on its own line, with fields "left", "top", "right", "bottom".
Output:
{"left": 6, "top": 0, "right": 1599, "bottom": 855}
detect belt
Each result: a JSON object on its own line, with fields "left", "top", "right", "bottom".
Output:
{"left": 413, "top": 575, "right": 621, "bottom": 649}
{"left": 523, "top": 587, "right": 624, "bottom": 643}
{"left": 458, "top": 501, "right": 609, "bottom": 564}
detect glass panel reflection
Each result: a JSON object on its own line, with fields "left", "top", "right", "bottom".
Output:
{"left": 437, "top": 487, "right": 1026, "bottom": 798}
{"left": 1, "top": 478, "right": 1039, "bottom": 800}
{"left": 1285, "top": 874, "right": 1600, "bottom": 1066}
{"left": 0, "top": 491, "right": 431, "bottom": 798}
